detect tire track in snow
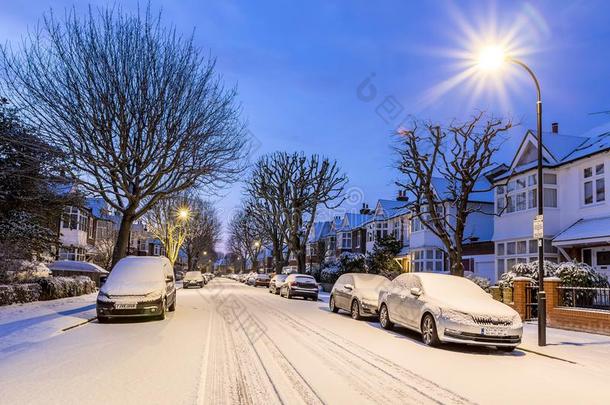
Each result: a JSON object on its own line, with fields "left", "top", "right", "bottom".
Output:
{"left": 243, "top": 293, "right": 475, "bottom": 405}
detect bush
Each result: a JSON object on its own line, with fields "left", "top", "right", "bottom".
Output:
{"left": 0, "top": 283, "right": 42, "bottom": 305}
{"left": 37, "top": 276, "right": 96, "bottom": 300}
{"left": 498, "top": 260, "right": 609, "bottom": 288}
{"left": 466, "top": 274, "right": 491, "bottom": 292}
{"left": 318, "top": 252, "right": 366, "bottom": 284}
{"left": 0, "top": 260, "right": 50, "bottom": 284}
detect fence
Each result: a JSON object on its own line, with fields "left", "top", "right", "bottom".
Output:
{"left": 557, "top": 287, "right": 610, "bottom": 310}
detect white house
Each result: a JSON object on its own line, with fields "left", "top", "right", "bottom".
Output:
{"left": 490, "top": 124, "right": 610, "bottom": 281}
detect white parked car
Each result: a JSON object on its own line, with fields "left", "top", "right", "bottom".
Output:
{"left": 96, "top": 256, "right": 176, "bottom": 322}
{"left": 183, "top": 271, "right": 204, "bottom": 288}
{"left": 378, "top": 273, "right": 522, "bottom": 351}
{"left": 329, "top": 273, "right": 390, "bottom": 320}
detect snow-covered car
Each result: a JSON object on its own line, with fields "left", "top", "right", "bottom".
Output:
{"left": 248, "top": 273, "right": 270, "bottom": 287}
{"left": 183, "top": 271, "right": 204, "bottom": 289}
{"left": 280, "top": 274, "right": 318, "bottom": 300}
{"left": 269, "top": 274, "right": 287, "bottom": 294}
{"left": 329, "top": 273, "right": 390, "bottom": 320}
{"left": 96, "top": 256, "right": 176, "bottom": 322}
{"left": 378, "top": 273, "right": 522, "bottom": 351}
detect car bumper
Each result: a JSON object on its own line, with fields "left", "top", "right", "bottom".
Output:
{"left": 360, "top": 301, "right": 379, "bottom": 315}
{"left": 96, "top": 299, "right": 164, "bottom": 318}
{"left": 289, "top": 288, "right": 318, "bottom": 298}
{"left": 437, "top": 318, "right": 522, "bottom": 346}
{"left": 183, "top": 281, "right": 203, "bottom": 287}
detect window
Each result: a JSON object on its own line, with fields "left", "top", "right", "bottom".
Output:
{"left": 497, "top": 174, "right": 543, "bottom": 214}
{"left": 376, "top": 222, "right": 388, "bottom": 239}
{"left": 341, "top": 232, "right": 351, "bottom": 249}
{"left": 411, "top": 249, "right": 444, "bottom": 272}
{"left": 496, "top": 239, "right": 560, "bottom": 277}
{"left": 411, "top": 217, "right": 423, "bottom": 232}
{"left": 583, "top": 163, "right": 605, "bottom": 205}
{"left": 354, "top": 232, "right": 361, "bottom": 249}
{"left": 582, "top": 249, "right": 592, "bottom": 265}
{"left": 153, "top": 244, "right": 161, "bottom": 256}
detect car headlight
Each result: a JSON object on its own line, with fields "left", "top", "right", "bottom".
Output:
{"left": 145, "top": 291, "right": 163, "bottom": 301}
{"left": 512, "top": 314, "right": 523, "bottom": 328}
{"left": 440, "top": 309, "right": 476, "bottom": 325}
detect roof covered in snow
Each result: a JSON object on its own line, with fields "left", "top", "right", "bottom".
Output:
{"left": 553, "top": 216, "right": 610, "bottom": 243}
{"left": 309, "top": 221, "right": 333, "bottom": 242}
{"left": 48, "top": 260, "right": 109, "bottom": 274}
{"left": 338, "top": 212, "right": 373, "bottom": 231}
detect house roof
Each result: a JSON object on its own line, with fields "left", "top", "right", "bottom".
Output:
{"left": 430, "top": 177, "right": 494, "bottom": 204}
{"left": 85, "top": 198, "right": 107, "bottom": 218}
{"left": 338, "top": 212, "right": 373, "bottom": 231}
{"left": 310, "top": 221, "right": 333, "bottom": 242}
{"left": 494, "top": 129, "right": 610, "bottom": 181}
{"left": 552, "top": 216, "right": 610, "bottom": 244}
{"left": 374, "top": 199, "right": 409, "bottom": 221}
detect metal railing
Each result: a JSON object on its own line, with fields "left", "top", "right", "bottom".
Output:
{"left": 558, "top": 287, "right": 610, "bottom": 311}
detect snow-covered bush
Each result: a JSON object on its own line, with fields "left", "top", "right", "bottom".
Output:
{"left": 0, "top": 283, "right": 42, "bottom": 306}
{"left": 466, "top": 274, "right": 491, "bottom": 292}
{"left": 319, "top": 252, "right": 366, "bottom": 284}
{"left": 498, "top": 260, "right": 609, "bottom": 288}
{"left": 37, "top": 276, "right": 96, "bottom": 300}
{"left": 0, "top": 260, "right": 51, "bottom": 284}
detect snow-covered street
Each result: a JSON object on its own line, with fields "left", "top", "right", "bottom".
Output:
{"left": 0, "top": 278, "right": 608, "bottom": 405}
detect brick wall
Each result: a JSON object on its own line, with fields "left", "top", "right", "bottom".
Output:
{"left": 545, "top": 278, "right": 610, "bottom": 336}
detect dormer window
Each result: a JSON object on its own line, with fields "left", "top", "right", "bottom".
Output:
{"left": 583, "top": 163, "right": 605, "bottom": 205}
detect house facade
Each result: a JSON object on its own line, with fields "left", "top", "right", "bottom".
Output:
{"left": 491, "top": 126, "right": 610, "bottom": 281}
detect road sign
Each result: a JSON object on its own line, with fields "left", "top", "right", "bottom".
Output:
{"left": 533, "top": 215, "right": 544, "bottom": 239}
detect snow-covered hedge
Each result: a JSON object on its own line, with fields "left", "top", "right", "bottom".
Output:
{"left": 466, "top": 274, "right": 491, "bottom": 292}
{"left": 318, "top": 252, "right": 366, "bottom": 284}
{"left": 0, "top": 276, "right": 96, "bottom": 306}
{"left": 0, "top": 283, "right": 42, "bottom": 305}
{"left": 498, "top": 260, "right": 609, "bottom": 288}
{"left": 0, "top": 260, "right": 50, "bottom": 284}
{"left": 37, "top": 276, "right": 96, "bottom": 300}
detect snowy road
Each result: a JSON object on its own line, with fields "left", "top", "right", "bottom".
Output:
{"left": 0, "top": 278, "right": 608, "bottom": 405}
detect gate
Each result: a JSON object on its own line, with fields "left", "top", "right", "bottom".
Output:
{"left": 525, "top": 285, "right": 538, "bottom": 320}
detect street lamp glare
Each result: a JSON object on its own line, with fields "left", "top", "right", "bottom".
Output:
{"left": 477, "top": 45, "right": 506, "bottom": 70}
{"left": 177, "top": 207, "right": 190, "bottom": 220}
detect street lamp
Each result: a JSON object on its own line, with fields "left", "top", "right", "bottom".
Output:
{"left": 477, "top": 46, "right": 546, "bottom": 346}
{"left": 177, "top": 207, "right": 190, "bottom": 221}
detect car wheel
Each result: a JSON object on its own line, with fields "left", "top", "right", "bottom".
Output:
{"left": 421, "top": 314, "right": 440, "bottom": 347}
{"left": 351, "top": 300, "right": 362, "bottom": 321}
{"left": 329, "top": 295, "right": 339, "bottom": 313}
{"left": 158, "top": 299, "right": 167, "bottom": 320}
{"left": 497, "top": 346, "right": 517, "bottom": 352}
{"left": 168, "top": 297, "right": 176, "bottom": 312}
{"left": 379, "top": 304, "right": 394, "bottom": 330}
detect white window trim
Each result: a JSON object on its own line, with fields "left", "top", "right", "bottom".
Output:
{"left": 582, "top": 162, "right": 606, "bottom": 207}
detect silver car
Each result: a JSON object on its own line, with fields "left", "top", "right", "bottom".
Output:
{"left": 269, "top": 274, "right": 287, "bottom": 294}
{"left": 378, "top": 273, "right": 523, "bottom": 351}
{"left": 329, "top": 273, "right": 390, "bottom": 320}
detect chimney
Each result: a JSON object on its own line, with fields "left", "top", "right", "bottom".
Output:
{"left": 397, "top": 190, "right": 408, "bottom": 202}
{"left": 551, "top": 122, "right": 559, "bottom": 134}
{"left": 359, "top": 202, "right": 372, "bottom": 215}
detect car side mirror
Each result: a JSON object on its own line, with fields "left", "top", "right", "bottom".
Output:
{"left": 344, "top": 284, "right": 353, "bottom": 291}
{"left": 410, "top": 287, "right": 422, "bottom": 297}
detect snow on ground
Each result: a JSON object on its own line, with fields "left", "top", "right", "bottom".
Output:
{"left": 0, "top": 279, "right": 609, "bottom": 405}
{"left": 0, "top": 293, "right": 97, "bottom": 359}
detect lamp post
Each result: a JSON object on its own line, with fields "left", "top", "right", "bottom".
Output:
{"left": 478, "top": 46, "right": 546, "bottom": 346}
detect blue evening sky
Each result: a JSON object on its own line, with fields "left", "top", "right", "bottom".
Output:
{"left": 3, "top": 1, "right": 610, "bottom": 249}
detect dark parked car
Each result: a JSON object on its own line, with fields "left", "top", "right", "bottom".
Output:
{"left": 268, "top": 274, "right": 287, "bottom": 294}
{"left": 96, "top": 256, "right": 176, "bottom": 322}
{"left": 329, "top": 273, "right": 390, "bottom": 320}
{"left": 183, "top": 271, "right": 204, "bottom": 288}
{"left": 248, "top": 273, "right": 271, "bottom": 287}
{"left": 280, "top": 274, "right": 318, "bottom": 300}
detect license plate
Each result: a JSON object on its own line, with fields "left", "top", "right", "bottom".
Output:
{"left": 115, "top": 303, "right": 137, "bottom": 309}
{"left": 482, "top": 327, "right": 508, "bottom": 336}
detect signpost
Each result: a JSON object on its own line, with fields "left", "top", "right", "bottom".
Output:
{"left": 533, "top": 215, "right": 544, "bottom": 239}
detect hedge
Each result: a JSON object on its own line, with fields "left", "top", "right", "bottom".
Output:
{"left": 0, "top": 276, "right": 96, "bottom": 306}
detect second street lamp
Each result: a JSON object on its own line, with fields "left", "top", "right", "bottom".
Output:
{"left": 477, "top": 46, "right": 546, "bottom": 346}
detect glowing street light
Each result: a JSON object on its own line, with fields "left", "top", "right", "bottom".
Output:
{"left": 475, "top": 45, "right": 546, "bottom": 346}
{"left": 177, "top": 207, "right": 190, "bottom": 221}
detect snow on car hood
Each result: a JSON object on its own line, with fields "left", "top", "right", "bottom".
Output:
{"left": 433, "top": 295, "right": 517, "bottom": 318}
{"left": 357, "top": 288, "right": 383, "bottom": 303}
{"left": 100, "top": 280, "right": 164, "bottom": 297}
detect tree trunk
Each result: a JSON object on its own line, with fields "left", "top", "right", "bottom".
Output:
{"left": 297, "top": 250, "right": 306, "bottom": 273}
{"left": 111, "top": 209, "right": 136, "bottom": 268}
{"left": 448, "top": 250, "right": 464, "bottom": 277}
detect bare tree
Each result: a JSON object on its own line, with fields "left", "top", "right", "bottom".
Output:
{"left": 227, "top": 209, "right": 265, "bottom": 272}
{"left": 92, "top": 222, "right": 118, "bottom": 270}
{"left": 144, "top": 194, "right": 191, "bottom": 266}
{"left": 0, "top": 6, "right": 248, "bottom": 267}
{"left": 183, "top": 197, "right": 221, "bottom": 272}
{"left": 246, "top": 152, "right": 347, "bottom": 273}
{"left": 395, "top": 112, "right": 512, "bottom": 276}
{"left": 244, "top": 157, "right": 291, "bottom": 273}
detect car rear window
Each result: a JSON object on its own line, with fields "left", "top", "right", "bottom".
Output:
{"left": 295, "top": 276, "right": 315, "bottom": 283}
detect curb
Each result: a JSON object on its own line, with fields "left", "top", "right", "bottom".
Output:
{"left": 61, "top": 316, "right": 98, "bottom": 332}
{"left": 517, "top": 346, "right": 578, "bottom": 364}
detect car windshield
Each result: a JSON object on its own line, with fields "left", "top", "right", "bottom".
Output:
{"left": 185, "top": 271, "right": 201, "bottom": 279}
{"left": 420, "top": 275, "right": 487, "bottom": 299}
{"left": 353, "top": 274, "right": 390, "bottom": 290}
{"left": 108, "top": 264, "right": 163, "bottom": 285}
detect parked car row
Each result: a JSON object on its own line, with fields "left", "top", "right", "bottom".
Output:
{"left": 183, "top": 271, "right": 215, "bottom": 288}
{"left": 226, "top": 272, "right": 320, "bottom": 301}
{"left": 328, "top": 272, "right": 523, "bottom": 351}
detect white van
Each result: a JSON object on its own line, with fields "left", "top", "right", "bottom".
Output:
{"left": 96, "top": 256, "right": 176, "bottom": 322}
